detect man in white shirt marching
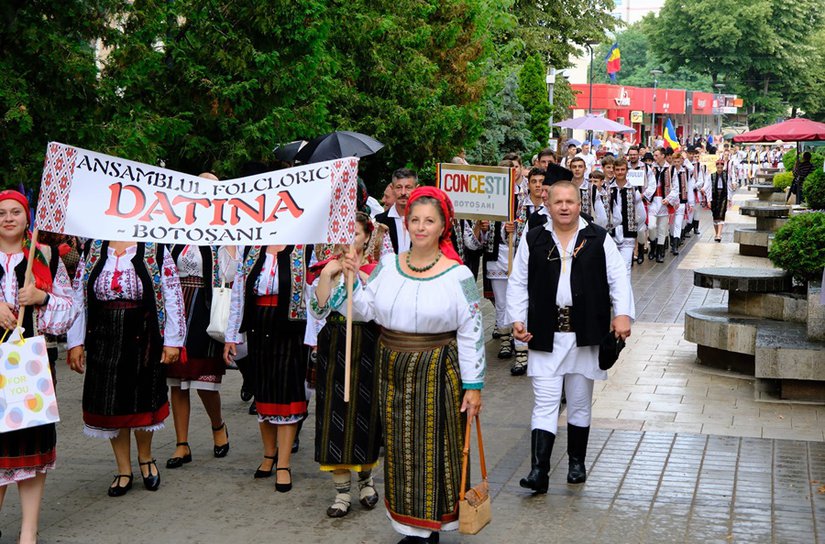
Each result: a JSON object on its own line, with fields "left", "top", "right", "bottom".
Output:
{"left": 506, "top": 180, "right": 634, "bottom": 494}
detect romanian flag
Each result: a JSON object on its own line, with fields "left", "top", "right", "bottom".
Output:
{"left": 605, "top": 43, "right": 621, "bottom": 82}
{"left": 663, "top": 118, "right": 681, "bottom": 151}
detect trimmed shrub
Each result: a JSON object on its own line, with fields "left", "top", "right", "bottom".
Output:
{"left": 803, "top": 168, "right": 825, "bottom": 210}
{"left": 783, "top": 149, "right": 797, "bottom": 171}
{"left": 769, "top": 211, "right": 825, "bottom": 283}
{"left": 773, "top": 171, "right": 793, "bottom": 190}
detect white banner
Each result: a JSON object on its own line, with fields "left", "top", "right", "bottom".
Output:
{"left": 436, "top": 163, "right": 517, "bottom": 221}
{"left": 627, "top": 169, "right": 646, "bottom": 187}
{"left": 35, "top": 143, "right": 358, "bottom": 246}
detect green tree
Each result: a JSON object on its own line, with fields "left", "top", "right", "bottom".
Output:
{"left": 592, "top": 20, "right": 711, "bottom": 91}
{"left": 466, "top": 72, "right": 537, "bottom": 165}
{"left": 512, "top": 0, "right": 619, "bottom": 68}
{"left": 0, "top": 1, "right": 121, "bottom": 187}
{"left": 647, "top": 0, "right": 825, "bottom": 128}
{"left": 517, "top": 54, "right": 552, "bottom": 146}
{"left": 326, "top": 0, "right": 507, "bottom": 188}
{"left": 99, "top": 0, "right": 336, "bottom": 176}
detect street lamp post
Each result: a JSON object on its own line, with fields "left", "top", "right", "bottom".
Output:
{"left": 650, "top": 69, "right": 662, "bottom": 148}
{"left": 585, "top": 42, "right": 597, "bottom": 144}
{"left": 714, "top": 83, "right": 726, "bottom": 137}
{"left": 546, "top": 67, "right": 556, "bottom": 145}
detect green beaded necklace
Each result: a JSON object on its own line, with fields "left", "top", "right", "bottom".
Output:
{"left": 406, "top": 250, "right": 442, "bottom": 273}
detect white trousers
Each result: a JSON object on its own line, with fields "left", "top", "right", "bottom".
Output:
{"left": 648, "top": 214, "right": 669, "bottom": 244}
{"left": 531, "top": 374, "right": 594, "bottom": 434}
{"left": 616, "top": 239, "right": 635, "bottom": 273}
{"left": 491, "top": 278, "right": 526, "bottom": 348}
{"left": 671, "top": 204, "right": 685, "bottom": 237}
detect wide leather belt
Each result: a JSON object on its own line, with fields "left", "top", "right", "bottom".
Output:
{"left": 557, "top": 306, "right": 574, "bottom": 333}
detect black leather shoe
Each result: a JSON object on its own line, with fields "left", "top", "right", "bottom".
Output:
{"left": 107, "top": 474, "right": 133, "bottom": 497}
{"left": 636, "top": 243, "right": 645, "bottom": 265}
{"left": 166, "top": 442, "right": 192, "bottom": 469}
{"left": 139, "top": 459, "right": 160, "bottom": 491}
{"left": 213, "top": 423, "right": 230, "bottom": 458}
{"left": 254, "top": 454, "right": 277, "bottom": 478}
{"left": 240, "top": 386, "right": 253, "bottom": 402}
{"left": 397, "top": 532, "right": 439, "bottom": 543}
{"left": 275, "top": 467, "right": 292, "bottom": 493}
{"left": 519, "top": 429, "right": 555, "bottom": 494}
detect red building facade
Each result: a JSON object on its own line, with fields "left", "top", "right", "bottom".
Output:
{"left": 570, "top": 83, "right": 721, "bottom": 144}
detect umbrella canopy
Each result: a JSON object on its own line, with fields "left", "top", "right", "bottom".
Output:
{"left": 564, "top": 138, "right": 582, "bottom": 147}
{"left": 733, "top": 118, "right": 825, "bottom": 143}
{"left": 272, "top": 140, "right": 307, "bottom": 162}
{"left": 554, "top": 113, "right": 636, "bottom": 134}
{"left": 293, "top": 131, "right": 384, "bottom": 164}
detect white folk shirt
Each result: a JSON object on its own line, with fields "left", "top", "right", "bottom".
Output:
{"left": 506, "top": 216, "right": 635, "bottom": 380}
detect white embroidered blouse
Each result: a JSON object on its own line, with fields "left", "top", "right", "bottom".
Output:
{"left": 0, "top": 251, "right": 76, "bottom": 335}
{"left": 326, "top": 254, "right": 486, "bottom": 389}
{"left": 66, "top": 246, "right": 186, "bottom": 348}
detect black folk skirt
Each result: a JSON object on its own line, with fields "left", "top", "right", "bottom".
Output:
{"left": 247, "top": 304, "right": 307, "bottom": 424}
{"left": 314, "top": 313, "right": 382, "bottom": 471}
{"left": 166, "top": 278, "right": 225, "bottom": 390}
{"left": 82, "top": 302, "right": 168, "bottom": 435}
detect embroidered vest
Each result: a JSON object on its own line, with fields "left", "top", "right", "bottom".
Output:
{"left": 239, "top": 245, "right": 311, "bottom": 329}
{"left": 81, "top": 241, "right": 167, "bottom": 338}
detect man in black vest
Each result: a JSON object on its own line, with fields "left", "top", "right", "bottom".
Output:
{"left": 506, "top": 181, "right": 634, "bottom": 493}
{"left": 374, "top": 168, "right": 418, "bottom": 254}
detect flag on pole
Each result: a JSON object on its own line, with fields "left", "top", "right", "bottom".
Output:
{"left": 663, "top": 118, "right": 681, "bottom": 151}
{"left": 605, "top": 43, "right": 621, "bottom": 82}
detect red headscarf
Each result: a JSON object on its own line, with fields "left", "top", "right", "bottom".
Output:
{"left": 0, "top": 190, "right": 53, "bottom": 291}
{"left": 404, "top": 186, "right": 463, "bottom": 265}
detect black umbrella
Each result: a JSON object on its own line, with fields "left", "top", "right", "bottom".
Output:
{"left": 272, "top": 140, "right": 308, "bottom": 162}
{"left": 293, "top": 131, "right": 384, "bottom": 164}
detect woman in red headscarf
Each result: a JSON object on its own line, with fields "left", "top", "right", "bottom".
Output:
{"left": 318, "top": 186, "right": 485, "bottom": 543}
{"left": 0, "top": 190, "right": 76, "bottom": 544}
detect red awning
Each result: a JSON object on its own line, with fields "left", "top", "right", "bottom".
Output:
{"left": 733, "top": 117, "right": 825, "bottom": 143}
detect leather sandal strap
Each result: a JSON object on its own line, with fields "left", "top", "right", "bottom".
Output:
{"left": 176, "top": 442, "right": 189, "bottom": 446}
{"left": 138, "top": 459, "right": 157, "bottom": 466}
{"left": 264, "top": 455, "right": 277, "bottom": 460}
{"left": 212, "top": 422, "right": 226, "bottom": 432}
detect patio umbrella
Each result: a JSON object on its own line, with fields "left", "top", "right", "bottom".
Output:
{"left": 272, "top": 140, "right": 307, "bottom": 162}
{"left": 733, "top": 118, "right": 825, "bottom": 143}
{"left": 564, "top": 138, "right": 582, "bottom": 147}
{"left": 293, "top": 131, "right": 384, "bottom": 164}
{"left": 554, "top": 113, "right": 636, "bottom": 134}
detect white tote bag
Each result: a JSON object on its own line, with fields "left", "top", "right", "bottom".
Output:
{"left": 206, "top": 281, "right": 232, "bottom": 343}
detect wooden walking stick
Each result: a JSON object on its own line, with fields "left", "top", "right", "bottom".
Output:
{"left": 507, "top": 230, "right": 514, "bottom": 276}
{"left": 344, "top": 243, "right": 355, "bottom": 403}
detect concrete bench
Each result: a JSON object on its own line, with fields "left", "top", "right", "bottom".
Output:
{"left": 685, "top": 268, "right": 825, "bottom": 401}
{"left": 735, "top": 205, "right": 791, "bottom": 256}
{"left": 748, "top": 183, "right": 787, "bottom": 204}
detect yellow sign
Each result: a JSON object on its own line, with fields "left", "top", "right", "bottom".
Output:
{"left": 630, "top": 111, "right": 643, "bottom": 123}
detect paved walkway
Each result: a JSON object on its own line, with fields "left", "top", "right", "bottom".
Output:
{"left": 2, "top": 188, "right": 824, "bottom": 543}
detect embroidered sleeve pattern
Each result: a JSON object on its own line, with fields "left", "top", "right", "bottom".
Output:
{"left": 457, "top": 273, "right": 485, "bottom": 389}
{"left": 35, "top": 260, "right": 77, "bottom": 335}
{"left": 160, "top": 250, "right": 186, "bottom": 347}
